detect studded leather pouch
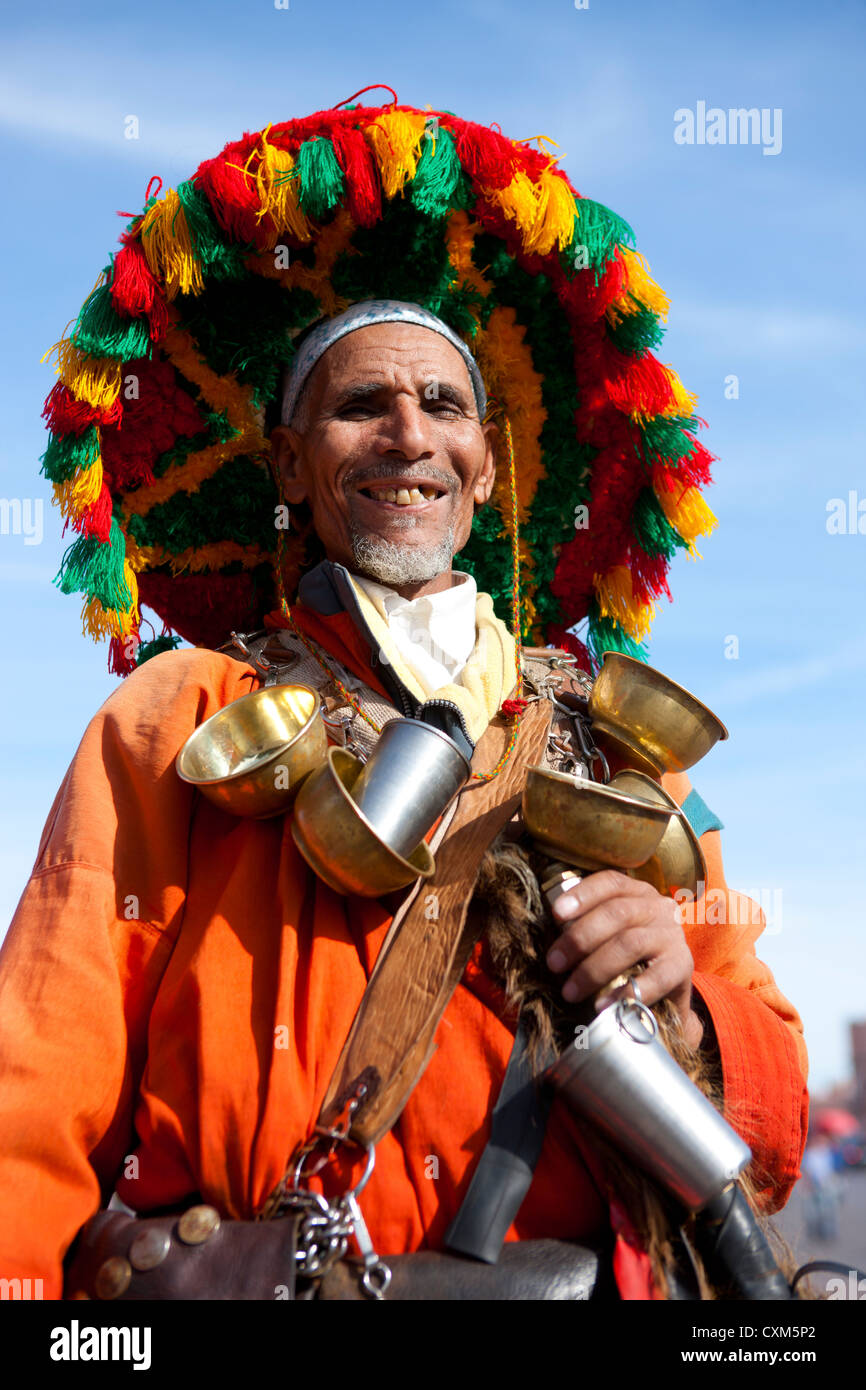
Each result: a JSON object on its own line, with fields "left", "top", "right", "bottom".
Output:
{"left": 62, "top": 1207, "right": 306, "bottom": 1302}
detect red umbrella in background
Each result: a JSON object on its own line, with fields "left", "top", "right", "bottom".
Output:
{"left": 814, "top": 1108, "right": 860, "bottom": 1138}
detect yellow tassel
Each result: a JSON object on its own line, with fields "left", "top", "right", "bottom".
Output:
{"left": 51, "top": 455, "right": 104, "bottom": 518}
{"left": 594, "top": 565, "right": 657, "bottom": 642}
{"left": 122, "top": 559, "right": 139, "bottom": 620}
{"left": 365, "top": 111, "right": 427, "bottom": 197}
{"left": 54, "top": 340, "right": 122, "bottom": 411}
{"left": 656, "top": 483, "right": 717, "bottom": 545}
{"left": 485, "top": 168, "right": 537, "bottom": 239}
{"left": 609, "top": 248, "right": 671, "bottom": 322}
{"left": 139, "top": 188, "right": 204, "bottom": 300}
{"left": 80, "top": 587, "right": 137, "bottom": 642}
{"left": 525, "top": 165, "right": 577, "bottom": 256}
{"left": 662, "top": 368, "right": 698, "bottom": 416}
{"left": 249, "top": 129, "right": 313, "bottom": 244}
{"left": 483, "top": 161, "right": 575, "bottom": 258}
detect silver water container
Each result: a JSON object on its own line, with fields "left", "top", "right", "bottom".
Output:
{"left": 547, "top": 998, "right": 751, "bottom": 1211}
{"left": 350, "top": 718, "right": 472, "bottom": 859}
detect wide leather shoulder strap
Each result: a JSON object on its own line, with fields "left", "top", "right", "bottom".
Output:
{"left": 317, "top": 699, "right": 554, "bottom": 1148}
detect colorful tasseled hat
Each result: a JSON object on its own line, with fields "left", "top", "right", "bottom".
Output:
{"left": 41, "top": 89, "right": 717, "bottom": 675}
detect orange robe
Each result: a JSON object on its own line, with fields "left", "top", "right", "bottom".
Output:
{"left": 0, "top": 625, "right": 808, "bottom": 1299}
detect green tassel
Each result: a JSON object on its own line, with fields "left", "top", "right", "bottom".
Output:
{"left": 608, "top": 306, "right": 665, "bottom": 357}
{"left": 587, "top": 605, "right": 649, "bottom": 665}
{"left": 296, "top": 138, "right": 345, "bottom": 220}
{"left": 136, "top": 633, "right": 181, "bottom": 665}
{"left": 569, "top": 199, "right": 635, "bottom": 274}
{"left": 73, "top": 282, "right": 152, "bottom": 360}
{"left": 54, "top": 516, "right": 132, "bottom": 610}
{"left": 633, "top": 487, "right": 691, "bottom": 560}
{"left": 411, "top": 126, "right": 462, "bottom": 217}
{"left": 639, "top": 414, "right": 700, "bottom": 468}
{"left": 41, "top": 428, "right": 100, "bottom": 484}
{"left": 176, "top": 181, "right": 249, "bottom": 280}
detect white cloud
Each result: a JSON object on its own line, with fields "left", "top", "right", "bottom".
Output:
{"left": 0, "top": 76, "right": 235, "bottom": 166}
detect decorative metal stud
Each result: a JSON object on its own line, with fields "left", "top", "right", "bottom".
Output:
{"left": 177, "top": 1204, "right": 221, "bottom": 1245}
{"left": 129, "top": 1227, "right": 171, "bottom": 1271}
{"left": 94, "top": 1255, "right": 132, "bottom": 1300}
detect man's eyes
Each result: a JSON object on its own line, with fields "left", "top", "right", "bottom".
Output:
{"left": 338, "top": 400, "right": 463, "bottom": 416}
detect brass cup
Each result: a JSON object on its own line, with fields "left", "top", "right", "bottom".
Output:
{"left": 589, "top": 652, "right": 728, "bottom": 775}
{"left": 175, "top": 684, "right": 327, "bottom": 819}
{"left": 610, "top": 770, "right": 707, "bottom": 897}
{"left": 522, "top": 766, "right": 676, "bottom": 872}
{"left": 291, "top": 746, "right": 435, "bottom": 897}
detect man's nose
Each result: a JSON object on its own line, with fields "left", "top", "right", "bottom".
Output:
{"left": 375, "top": 397, "right": 435, "bottom": 459}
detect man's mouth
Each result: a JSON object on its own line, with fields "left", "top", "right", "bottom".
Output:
{"left": 354, "top": 479, "right": 451, "bottom": 507}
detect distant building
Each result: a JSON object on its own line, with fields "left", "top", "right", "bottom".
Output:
{"left": 852, "top": 1021, "right": 866, "bottom": 1122}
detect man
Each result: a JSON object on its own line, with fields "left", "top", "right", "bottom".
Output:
{"left": 0, "top": 299, "right": 807, "bottom": 1301}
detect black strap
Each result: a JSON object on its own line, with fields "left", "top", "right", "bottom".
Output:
{"left": 444, "top": 1024, "right": 554, "bottom": 1264}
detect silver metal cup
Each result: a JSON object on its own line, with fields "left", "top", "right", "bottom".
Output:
{"left": 547, "top": 998, "right": 751, "bottom": 1211}
{"left": 349, "top": 718, "right": 472, "bottom": 859}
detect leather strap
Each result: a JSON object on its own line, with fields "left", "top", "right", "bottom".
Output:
{"left": 317, "top": 699, "right": 554, "bottom": 1148}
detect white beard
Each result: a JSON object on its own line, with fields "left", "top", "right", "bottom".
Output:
{"left": 351, "top": 522, "right": 456, "bottom": 587}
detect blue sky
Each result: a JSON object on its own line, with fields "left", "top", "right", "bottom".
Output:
{"left": 0, "top": 0, "right": 864, "bottom": 1092}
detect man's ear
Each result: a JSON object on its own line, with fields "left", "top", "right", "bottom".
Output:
{"left": 270, "top": 425, "right": 308, "bottom": 505}
{"left": 474, "top": 421, "right": 499, "bottom": 506}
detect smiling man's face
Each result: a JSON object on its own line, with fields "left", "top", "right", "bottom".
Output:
{"left": 270, "top": 322, "right": 497, "bottom": 598}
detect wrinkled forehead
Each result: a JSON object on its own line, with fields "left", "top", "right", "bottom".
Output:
{"left": 309, "top": 322, "right": 476, "bottom": 395}
{"left": 280, "top": 299, "right": 487, "bottom": 425}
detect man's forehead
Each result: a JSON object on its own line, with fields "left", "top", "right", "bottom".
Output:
{"left": 313, "top": 324, "right": 474, "bottom": 393}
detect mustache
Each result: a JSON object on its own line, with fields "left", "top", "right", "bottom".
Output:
{"left": 344, "top": 463, "right": 459, "bottom": 496}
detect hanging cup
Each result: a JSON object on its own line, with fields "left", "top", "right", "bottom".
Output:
{"left": 175, "top": 684, "right": 327, "bottom": 818}
{"left": 589, "top": 652, "right": 728, "bottom": 776}
{"left": 548, "top": 999, "right": 751, "bottom": 1211}
{"left": 350, "top": 718, "right": 472, "bottom": 860}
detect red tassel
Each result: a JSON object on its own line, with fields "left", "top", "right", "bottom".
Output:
{"left": 605, "top": 349, "right": 674, "bottom": 418}
{"left": 71, "top": 483, "right": 113, "bottom": 542}
{"left": 501, "top": 697, "right": 529, "bottom": 718}
{"left": 330, "top": 124, "right": 381, "bottom": 226}
{"left": 195, "top": 154, "right": 266, "bottom": 247}
{"left": 108, "top": 633, "right": 139, "bottom": 676}
{"left": 449, "top": 116, "right": 517, "bottom": 190}
{"left": 110, "top": 242, "right": 167, "bottom": 343}
{"left": 42, "top": 382, "right": 122, "bottom": 436}
{"left": 111, "top": 241, "right": 157, "bottom": 315}
{"left": 651, "top": 449, "right": 713, "bottom": 504}
{"left": 630, "top": 549, "right": 672, "bottom": 605}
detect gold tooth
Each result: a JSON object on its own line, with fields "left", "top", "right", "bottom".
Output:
{"left": 421, "top": 487, "right": 437, "bottom": 501}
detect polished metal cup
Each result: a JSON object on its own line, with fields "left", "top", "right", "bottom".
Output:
{"left": 547, "top": 999, "right": 751, "bottom": 1211}
{"left": 350, "top": 718, "right": 472, "bottom": 859}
